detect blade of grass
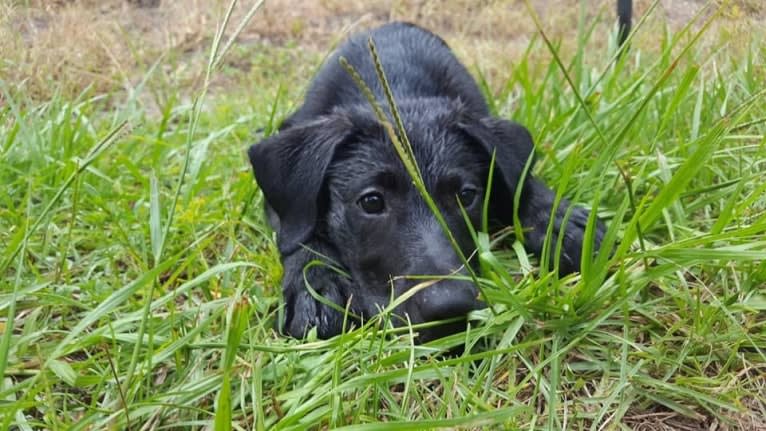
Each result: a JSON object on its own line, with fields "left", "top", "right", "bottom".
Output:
{"left": 0, "top": 120, "right": 129, "bottom": 274}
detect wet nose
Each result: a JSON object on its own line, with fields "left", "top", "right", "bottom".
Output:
{"left": 418, "top": 281, "right": 480, "bottom": 322}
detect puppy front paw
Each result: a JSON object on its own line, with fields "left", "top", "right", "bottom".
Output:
{"left": 282, "top": 288, "right": 343, "bottom": 339}
{"left": 556, "top": 206, "right": 605, "bottom": 275}
{"left": 517, "top": 179, "right": 605, "bottom": 276}
{"left": 280, "top": 251, "right": 350, "bottom": 339}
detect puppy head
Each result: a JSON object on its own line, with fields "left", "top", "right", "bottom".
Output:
{"left": 249, "top": 98, "right": 534, "bottom": 341}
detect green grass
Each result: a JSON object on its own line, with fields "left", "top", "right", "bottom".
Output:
{"left": 2, "top": 2, "right": 766, "bottom": 429}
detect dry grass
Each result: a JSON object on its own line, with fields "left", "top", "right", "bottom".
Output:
{"left": 2, "top": 0, "right": 763, "bottom": 104}
{"left": 2, "top": 0, "right": 215, "bottom": 99}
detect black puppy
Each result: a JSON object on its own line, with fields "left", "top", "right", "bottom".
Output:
{"left": 249, "top": 22, "right": 604, "bottom": 341}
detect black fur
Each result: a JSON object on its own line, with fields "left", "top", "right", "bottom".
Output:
{"left": 617, "top": 0, "right": 633, "bottom": 48}
{"left": 248, "top": 22, "right": 605, "bottom": 341}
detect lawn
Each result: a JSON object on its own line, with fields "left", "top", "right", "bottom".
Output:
{"left": 1, "top": 1, "right": 765, "bottom": 429}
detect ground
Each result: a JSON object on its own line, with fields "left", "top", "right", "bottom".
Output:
{"left": 3, "top": 1, "right": 763, "bottom": 104}
{"left": 1, "top": 0, "right": 765, "bottom": 429}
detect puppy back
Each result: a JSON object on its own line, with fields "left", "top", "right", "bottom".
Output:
{"left": 284, "top": 21, "right": 489, "bottom": 128}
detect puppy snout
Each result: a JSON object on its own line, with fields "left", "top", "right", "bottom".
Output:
{"left": 417, "top": 280, "right": 481, "bottom": 322}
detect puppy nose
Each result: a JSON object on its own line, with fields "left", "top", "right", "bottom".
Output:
{"left": 419, "top": 281, "right": 480, "bottom": 322}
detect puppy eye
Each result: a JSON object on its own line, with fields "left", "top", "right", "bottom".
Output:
{"left": 358, "top": 191, "right": 386, "bottom": 214}
{"left": 458, "top": 187, "right": 478, "bottom": 207}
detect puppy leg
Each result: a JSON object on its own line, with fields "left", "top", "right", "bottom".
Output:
{"left": 517, "top": 178, "right": 605, "bottom": 275}
{"left": 280, "top": 243, "right": 351, "bottom": 339}
{"left": 617, "top": 0, "right": 633, "bottom": 48}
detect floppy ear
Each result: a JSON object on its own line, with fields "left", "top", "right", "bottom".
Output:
{"left": 458, "top": 117, "right": 535, "bottom": 203}
{"left": 459, "top": 117, "right": 606, "bottom": 275}
{"left": 248, "top": 115, "right": 353, "bottom": 255}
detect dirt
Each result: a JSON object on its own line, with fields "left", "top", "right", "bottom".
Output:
{"left": 1, "top": 0, "right": 762, "bottom": 103}
{"left": 0, "top": 0, "right": 766, "bottom": 103}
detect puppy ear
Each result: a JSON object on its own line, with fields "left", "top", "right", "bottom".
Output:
{"left": 460, "top": 117, "right": 606, "bottom": 275}
{"left": 458, "top": 117, "right": 535, "bottom": 199}
{"left": 248, "top": 115, "right": 353, "bottom": 255}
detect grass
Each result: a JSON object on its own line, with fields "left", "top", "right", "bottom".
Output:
{"left": 2, "top": 1, "right": 766, "bottom": 429}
